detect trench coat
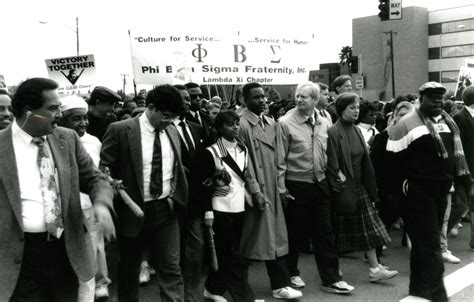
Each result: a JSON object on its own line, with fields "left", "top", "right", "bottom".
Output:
{"left": 238, "top": 109, "right": 289, "bottom": 260}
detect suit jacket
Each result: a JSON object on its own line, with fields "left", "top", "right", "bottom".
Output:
{"left": 100, "top": 117, "right": 188, "bottom": 237}
{"left": 326, "top": 120, "right": 378, "bottom": 212}
{"left": 177, "top": 120, "right": 212, "bottom": 218}
{"left": 238, "top": 109, "right": 289, "bottom": 260}
{"left": 0, "top": 126, "right": 113, "bottom": 300}
{"left": 185, "top": 110, "right": 215, "bottom": 146}
{"left": 453, "top": 107, "right": 474, "bottom": 175}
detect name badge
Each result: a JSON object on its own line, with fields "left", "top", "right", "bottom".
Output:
{"left": 434, "top": 123, "right": 450, "bottom": 133}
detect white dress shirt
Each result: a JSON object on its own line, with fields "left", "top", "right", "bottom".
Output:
{"left": 140, "top": 113, "right": 174, "bottom": 202}
{"left": 357, "top": 122, "right": 379, "bottom": 144}
{"left": 173, "top": 118, "right": 195, "bottom": 150}
{"left": 80, "top": 132, "right": 102, "bottom": 209}
{"left": 12, "top": 121, "right": 48, "bottom": 232}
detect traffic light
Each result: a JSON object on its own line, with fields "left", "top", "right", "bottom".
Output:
{"left": 378, "top": 0, "right": 390, "bottom": 21}
{"left": 350, "top": 56, "right": 359, "bottom": 74}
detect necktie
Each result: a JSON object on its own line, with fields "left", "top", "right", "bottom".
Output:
{"left": 259, "top": 116, "right": 265, "bottom": 130}
{"left": 195, "top": 111, "right": 202, "bottom": 125}
{"left": 150, "top": 130, "right": 163, "bottom": 199}
{"left": 32, "top": 137, "right": 64, "bottom": 239}
{"left": 320, "top": 109, "right": 327, "bottom": 117}
{"left": 179, "top": 120, "right": 195, "bottom": 159}
{"left": 306, "top": 116, "right": 314, "bottom": 128}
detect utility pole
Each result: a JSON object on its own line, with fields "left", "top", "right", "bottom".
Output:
{"left": 383, "top": 30, "right": 397, "bottom": 98}
{"left": 121, "top": 74, "right": 129, "bottom": 97}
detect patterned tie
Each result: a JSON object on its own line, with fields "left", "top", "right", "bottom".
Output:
{"left": 32, "top": 137, "right": 64, "bottom": 239}
{"left": 179, "top": 120, "right": 195, "bottom": 158}
{"left": 259, "top": 116, "right": 265, "bottom": 130}
{"left": 150, "top": 130, "right": 163, "bottom": 199}
{"left": 320, "top": 109, "right": 327, "bottom": 118}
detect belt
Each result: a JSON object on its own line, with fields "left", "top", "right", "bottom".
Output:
{"left": 24, "top": 232, "right": 62, "bottom": 242}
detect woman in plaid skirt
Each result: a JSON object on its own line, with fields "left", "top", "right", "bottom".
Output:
{"left": 326, "top": 93, "right": 398, "bottom": 282}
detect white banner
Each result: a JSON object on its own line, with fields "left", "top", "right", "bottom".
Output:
{"left": 45, "top": 54, "right": 96, "bottom": 95}
{"left": 129, "top": 31, "right": 315, "bottom": 85}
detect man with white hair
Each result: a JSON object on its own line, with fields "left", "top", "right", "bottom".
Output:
{"left": 59, "top": 95, "right": 111, "bottom": 300}
{"left": 276, "top": 82, "right": 354, "bottom": 294}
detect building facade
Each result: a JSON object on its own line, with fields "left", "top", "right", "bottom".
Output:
{"left": 351, "top": 4, "right": 474, "bottom": 101}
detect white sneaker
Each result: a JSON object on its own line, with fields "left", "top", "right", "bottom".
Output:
{"left": 321, "top": 281, "right": 354, "bottom": 294}
{"left": 442, "top": 251, "right": 460, "bottom": 264}
{"left": 139, "top": 265, "right": 151, "bottom": 285}
{"left": 272, "top": 286, "right": 303, "bottom": 299}
{"left": 290, "top": 276, "right": 306, "bottom": 288}
{"left": 203, "top": 289, "right": 227, "bottom": 301}
{"left": 369, "top": 265, "right": 398, "bottom": 282}
{"left": 449, "top": 228, "right": 459, "bottom": 237}
{"left": 95, "top": 285, "right": 110, "bottom": 299}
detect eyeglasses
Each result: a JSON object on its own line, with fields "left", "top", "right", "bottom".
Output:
{"left": 190, "top": 94, "right": 203, "bottom": 100}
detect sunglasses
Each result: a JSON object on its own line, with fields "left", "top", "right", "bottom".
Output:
{"left": 190, "top": 94, "right": 203, "bottom": 100}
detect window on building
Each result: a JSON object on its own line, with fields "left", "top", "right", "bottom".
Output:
{"left": 429, "top": 72, "right": 440, "bottom": 82}
{"left": 441, "top": 44, "right": 474, "bottom": 58}
{"left": 429, "top": 47, "right": 440, "bottom": 59}
{"left": 429, "top": 23, "right": 442, "bottom": 35}
{"left": 441, "top": 19, "right": 473, "bottom": 33}
{"left": 441, "top": 71, "right": 459, "bottom": 83}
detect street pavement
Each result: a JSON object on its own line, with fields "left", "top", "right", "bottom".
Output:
{"left": 104, "top": 220, "right": 474, "bottom": 301}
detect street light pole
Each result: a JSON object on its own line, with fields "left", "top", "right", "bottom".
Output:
{"left": 76, "top": 17, "right": 79, "bottom": 56}
{"left": 39, "top": 17, "right": 79, "bottom": 56}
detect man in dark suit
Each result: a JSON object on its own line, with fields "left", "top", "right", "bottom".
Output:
{"left": 453, "top": 86, "right": 474, "bottom": 250}
{"left": 174, "top": 84, "right": 212, "bottom": 301}
{"left": 184, "top": 82, "right": 215, "bottom": 145}
{"left": 0, "top": 78, "right": 115, "bottom": 302}
{"left": 100, "top": 84, "right": 188, "bottom": 301}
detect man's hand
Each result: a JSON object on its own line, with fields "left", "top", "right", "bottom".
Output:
{"left": 280, "top": 192, "right": 295, "bottom": 208}
{"left": 204, "top": 218, "right": 214, "bottom": 227}
{"left": 94, "top": 204, "right": 116, "bottom": 242}
{"left": 252, "top": 192, "right": 267, "bottom": 211}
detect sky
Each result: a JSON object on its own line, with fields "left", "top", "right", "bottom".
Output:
{"left": 1, "top": 0, "right": 473, "bottom": 92}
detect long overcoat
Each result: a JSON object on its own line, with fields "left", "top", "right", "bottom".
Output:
{"left": 238, "top": 109, "right": 289, "bottom": 260}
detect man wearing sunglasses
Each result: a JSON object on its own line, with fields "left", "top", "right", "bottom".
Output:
{"left": 184, "top": 82, "right": 215, "bottom": 145}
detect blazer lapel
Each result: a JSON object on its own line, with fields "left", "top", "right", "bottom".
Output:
{"left": 165, "top": 126, "right": 182, "bottom": 197}
{"left": 47, "top": 133, "right": 71, "bottom": 216}
{"left": 337, "top": 122, "right": 354, "bottom": 178}
{"left": 463, "top": 108, "right": 474, "bottom": 129}
{"left": 127, "top": 118, "right": 144, "bottom": 200}
{"left": 242, "top": 109, "right": 274, "bottom": 148}
{"left": 0, "top": 127, "right": 23, "bottom": 229}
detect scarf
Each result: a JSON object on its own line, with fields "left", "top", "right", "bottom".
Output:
{"left": 416, "top": 108, "right": 470, "bottom": 178}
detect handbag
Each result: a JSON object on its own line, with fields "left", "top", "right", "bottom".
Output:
{"left": 332, "top": 171, "right": 356, "bottom": 214}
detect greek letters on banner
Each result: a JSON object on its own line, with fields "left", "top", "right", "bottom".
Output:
{"left": 45, "top": 55, "right": 96, "bottom": 96}
{"left": 129, "top": 31, "right": 315, "bottom": 85}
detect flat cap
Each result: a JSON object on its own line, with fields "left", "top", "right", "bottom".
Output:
{"left": 419, "top": 81, "right": 446, "bottom": 96}
{"left": 60, "top": 95, "right": 88, "bottom": 112}
{"left": 89, "top": 86, "right": 121, "bottom": 105}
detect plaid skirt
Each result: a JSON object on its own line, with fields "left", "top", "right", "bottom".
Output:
{"left": 333, "top": 182, "right": 391, "bottom": 253}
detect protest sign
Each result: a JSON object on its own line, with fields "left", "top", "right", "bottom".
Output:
{"left": 45, "top": 54, "right": 96, "bottom": 95}
{"left": 129, "top": 31, "right": 315, "bottom": 85}
{"left": 454, "top": 65, "right": 473, "bottom": 100}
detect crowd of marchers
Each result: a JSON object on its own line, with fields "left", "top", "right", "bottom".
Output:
{"left": 0, "top": 76, "right": 472, "bottom": 302}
